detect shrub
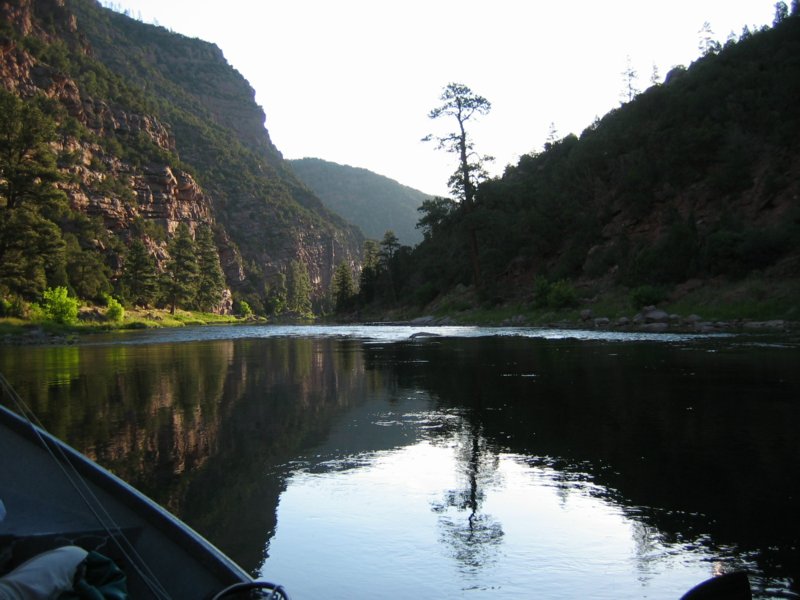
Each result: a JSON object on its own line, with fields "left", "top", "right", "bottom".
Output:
{"left": 41, "top": 286, "right": 79, "bottom": 325}
{"left": 105, "top": 295, "right": 125, "bottom": 323}
{"left": 532, "top": 276, "right": 551, "bottom": 308}
{"left": 630, "top": 285, "right": 666, "bottom": 309}
{"left": 413, "top": 282, "right": 439, "bottom": 307}
{"left": 234, "top": 299, "right": 253, "bottom": 318}
{"left": 547, "top": 280, "right": 579, "bottom": 309}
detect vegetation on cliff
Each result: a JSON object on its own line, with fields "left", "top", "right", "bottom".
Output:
{"left": 1, "top": 0, "right": 361, "bottom": 324}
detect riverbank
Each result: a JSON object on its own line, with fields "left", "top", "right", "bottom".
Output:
{"left": 0, "top": 308, "right": 262, "bottom": 345}
{"left": 356, "top": 275, "right": 800, "bottom": 333}
{"left": 3, "top": 276, "right": 797, "bottom": 344}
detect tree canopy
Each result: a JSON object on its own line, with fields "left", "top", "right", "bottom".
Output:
{"left": 423, "top": 82, "right": 493, "bottom": 206}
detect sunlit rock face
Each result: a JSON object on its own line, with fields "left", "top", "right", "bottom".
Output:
{"left": 1, "top": 0, "right": 362, "bottom": 304}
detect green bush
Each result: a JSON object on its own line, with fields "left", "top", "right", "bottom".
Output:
{"left": 234, "top": 299, "right": 253, "bottom": 317}
{"left": 41, "top": 286, "right": 79, "bottom": 325}
{"left": 533, "top": 277, "right": 579, "bottom": 309}
{"left": 413, "top": 282, "right": 439, "bottom": 307}
{"left": 532, "top": 276, "right": 551, "bottom": 308}
{"left": 105, "top": 295, "right": 125, "bottom": 323}
{"left": 630, "top": 285, "right": 666, "bottom": 308}
{"left": 547, "top": 280, "right": 579, "bottom": 309}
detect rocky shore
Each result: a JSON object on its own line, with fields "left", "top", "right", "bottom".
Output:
{"left": 408, "top": 307, "right": 792, "bottom": 333}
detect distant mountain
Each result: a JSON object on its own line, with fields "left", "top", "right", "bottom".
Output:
{"left": 289, "top": 158, "right": 431, "bottom": 246}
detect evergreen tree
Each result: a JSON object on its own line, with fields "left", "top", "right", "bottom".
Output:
{"left": 121, "top": 238, "right": 158, "bottom": 307}
{"left": 0, "top": 90, "right": 62, "bottom": 211}
{"left": 698, "top": 22, "right": 721, "bottom": 56}
{"left": 774, "top": 1, "right": 789, "bottom": 25}
{"left": 379, "top": 230, "right": 401, "bottom": 302}
{"left": 286, "top": 260, "right": 312, "bottom": 316}
{"left": 65, "top": 237, "right": 111, "bottom": 301}
{"left": 0, "top": 91, "right": 68, "bottom": 300}
{"left": 379, "top": 230, "right": 400, "bottom": 264}
{"left": 358, "top": 239, "right": 380, "bottom": 305}
{"left": 264, "top": 273, "right": 287, "bottom": 315}
{"left": 194, "top": 224, "right": 226, "bottom": 312}
{"left": 163, "top": 223, "right": 198, "bottom": 314}
{"left": 423, "top": 83, "right": 492, "bottom": 288}
{"left": 621, "top": 55, "right": 640, "bottom": 103}
{"left": 331, "top": 262, "right": 356, "bottom": 313}
{"left": 0, "top": 207, "right": 66, "bottom": 299}
{"left": 416, "top": 197, "right": 457, "bottom": 241}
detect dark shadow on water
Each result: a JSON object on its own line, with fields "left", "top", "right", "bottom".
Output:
{"left": 1, "top": 332, "right": 798, "bottom": 597}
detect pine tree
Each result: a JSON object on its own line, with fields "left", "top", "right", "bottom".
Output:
{"left": 194, "top": 224, "right": 226, "bottom": 312}
{"left": 65, "top": 234, "right": 112, "bottom": 301}
{"left": 331, "top": 262, "right": 356, "bottom": 313}
{"left": 0, "top": 90, "right": 62, "bottom": 211}
{"left": 122, "top": 238, "right": 158, "bottom": 308}
{"left": 358, "top": 239, "right": 380, "bottom": 304}
{"left": 423, "top": 83, "right": 492, "bottom": 288}
{"left": 286, "top": 260, "right": 312, "bottom": 316}
{"left": 620, "top": 55, "right": 640, "bottom": 103}
{"left": 774, "top": 1, "right": 789, "bottom": 25}
{"left": 0, "top": 207, "right": 66, "bottom": 299}
{"left": 163, "top": 223, "right": 198, "bottom": 314}
{"left": 265, "top": 273, "right": 287, "bottom": 315}
{"left": 379, "top": 230, "right": 400, "bottom": 302}
{"left": 0, "top": 91, "right": 67, "bottom": 300}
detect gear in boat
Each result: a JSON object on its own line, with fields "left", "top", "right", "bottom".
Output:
{"left": 0, "top": 374, "right": 288, "bottom": 599}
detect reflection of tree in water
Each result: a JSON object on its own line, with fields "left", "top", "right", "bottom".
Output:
{"left": 431, "top": 420, "right": 504, "bottom": 573}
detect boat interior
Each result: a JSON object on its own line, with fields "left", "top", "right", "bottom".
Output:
{"left": 0, "top": 402, "right": 250, "bottom": 599}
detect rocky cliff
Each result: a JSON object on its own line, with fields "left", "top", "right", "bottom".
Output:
{"left": 0, "top": 0, "right": 362, "bottom": 311}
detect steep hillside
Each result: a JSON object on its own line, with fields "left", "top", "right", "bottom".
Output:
{"left": 289, "top": 158, "right": 430, "bottom": 246}
{"left": 0, "top": 0, "right": 361, "bottom": 315}
{"left": 393, "top": 15, "right": 800, "bottom": 310}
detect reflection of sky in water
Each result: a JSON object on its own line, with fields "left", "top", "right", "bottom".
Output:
{"left": 261, "top": 438, "right": 729, "bottom": 600}
{"left": 83, "top": 323, "right": 739, "bottom": 347}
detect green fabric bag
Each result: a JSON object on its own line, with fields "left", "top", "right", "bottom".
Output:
{"left": 59, "top": 551, "right": 127, "bottom": 600}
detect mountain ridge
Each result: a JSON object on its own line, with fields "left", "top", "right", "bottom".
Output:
{"left": 288, "top": 157, "right": 431, "bottom": 246}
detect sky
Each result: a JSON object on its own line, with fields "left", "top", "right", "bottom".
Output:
{"left": 104, "top": 1, "right": 776, "bottom": 197}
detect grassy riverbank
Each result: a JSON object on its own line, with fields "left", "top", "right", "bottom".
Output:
{"left": 358, "top": 276, "right": 800, "bottom": 329}
{"left": 0, "top": 307, "right": 262, "bottom": 344}
{"left": 3, "top": 277, "right": 797, "bottom": 343}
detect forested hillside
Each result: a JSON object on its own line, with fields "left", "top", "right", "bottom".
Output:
{"left": 1, "top": 0, "right": 361, "bottom": 319}
{"left": 4, "top": 0, "right": 799, "bottom": 325}
{"left": 350, "top": 13, "right": 800, "bottom": 315}
{"left": 289, "top": 158, "right": 430, "bottom": 246}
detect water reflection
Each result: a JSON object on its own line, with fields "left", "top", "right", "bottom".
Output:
{"left": 1, "top": 330, "right": 798, "bottom": 598}
{"left": 431, "top": 422, "right": 504, "bottom": 576}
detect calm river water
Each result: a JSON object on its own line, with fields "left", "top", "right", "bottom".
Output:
{"left": 1, "top": 325, "right": 798, "bottom": 599}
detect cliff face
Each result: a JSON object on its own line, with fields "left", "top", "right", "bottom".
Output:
{"left": 0, "top": 0, "right": 361, "bottom": 309}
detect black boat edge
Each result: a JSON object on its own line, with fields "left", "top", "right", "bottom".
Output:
{"left": 0, "top": 400, "right": 288, "bottom": 599}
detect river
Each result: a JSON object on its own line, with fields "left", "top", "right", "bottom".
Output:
{"left": 1, "top": 325, "right": 798, "bottom": 599}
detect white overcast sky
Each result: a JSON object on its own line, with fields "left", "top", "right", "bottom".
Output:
{"left": 105, "top": 1, "right": 775, "bottom": 197}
